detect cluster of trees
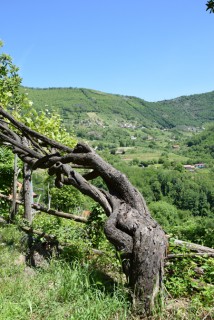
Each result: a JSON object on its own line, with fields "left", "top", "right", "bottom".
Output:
{"left": 186, "top": 124, "right": 214, "bottom": 161}
{"left": 114, "top": 163, "right": 214, "bottom": 217}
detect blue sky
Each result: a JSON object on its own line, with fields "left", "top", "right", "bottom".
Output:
{"left": 1, "top": 0, "right": 214, "bottom": 101}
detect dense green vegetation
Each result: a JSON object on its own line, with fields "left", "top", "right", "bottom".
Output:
{"left": 0, "top": 216, "right": 213, "bottom": 319}
{"left": 23, "top": 86, "right": 214, "bottom": 133}
{"left": 1, "top": 97, "right": 213, "bottom": 318}
{"left": 1, "top": 46, "right": 214, "bottom": 319}
{"left": 185, "top": 124, "right": 214, "bottom": 160}
{"left": 21, "top": 87, "right": 214, "bottom": 163}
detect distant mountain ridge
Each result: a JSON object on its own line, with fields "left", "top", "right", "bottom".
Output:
{"left": 23, "top": 87, "right": 214, "bottom": 130}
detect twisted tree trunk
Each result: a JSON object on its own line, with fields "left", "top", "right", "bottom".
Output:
{"left": 0, "top": 106, "right": 168, "bottom": 315}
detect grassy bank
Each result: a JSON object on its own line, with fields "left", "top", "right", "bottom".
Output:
{"left": 0, "top": 223, "right": 213, "bottom": 320}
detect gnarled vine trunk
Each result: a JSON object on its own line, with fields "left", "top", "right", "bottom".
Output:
{"left": 0, "top": 106, "right": 168, "bottom": 315}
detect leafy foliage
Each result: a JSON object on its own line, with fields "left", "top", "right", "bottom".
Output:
{"left": 14, "top": 106, "right": 77, "bottom": 148}
{"left": 171, "top": 216, "right": 214, "bottom": 248}
{"left": 50, "top": 185, "right": 89, "bottom": 213}
{"left": 31, "top": 212, "right": 87, "bottom": 244}
{"left": 185, "top": 124, "right": 214, "bottom": 160}
{"left": 85, "top": 205, "right": 107, "bottom": 248}
{"left": 166, "top": 241, "right": 214, "bottom": 308}
{"left": 0, "top": 147, "right": 15, "bottom": 215}
{"left": 206, "top": 0, "right": 214, "bottom": 13}
{"left": 0, "top": 41, "right": 25, "bottom": 109}
{"left": 149, "top": 201, "right": 180, "bottom": 232}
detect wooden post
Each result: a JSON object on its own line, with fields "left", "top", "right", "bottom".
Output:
{"left": 22, "top": 137, "right": 33, "bottom": 224}
{"left": 10, "top": 154, "right": 18, "bottom": 221}
{"left": 23, "top": 162, "right": 33, "bottom": 224}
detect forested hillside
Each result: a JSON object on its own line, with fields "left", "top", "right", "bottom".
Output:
{"left": 185, "top": 124, "right": 214, "bottom": 159}
{"left": 23, "top": 87, "right": 214, "bottom": 131}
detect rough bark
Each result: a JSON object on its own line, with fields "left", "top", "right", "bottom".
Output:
{"left": 0, "top": 106, "right": 168, "bottom": 315}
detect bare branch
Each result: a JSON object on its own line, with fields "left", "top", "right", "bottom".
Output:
{"left": 172, "top": 239, "right": 214, "bottom": 254}
{"left": 167, "top": 253, "right": 214, "bottom": 259}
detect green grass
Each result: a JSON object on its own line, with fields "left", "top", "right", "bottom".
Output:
{"left": 0, "top": 225, "right": 130, "bottom": 320}
{"left": 0, "top": 224, "right": 213, "bottom": 320}
{"left": 0, "top": 262, "right": 130, "bottom": 320}
{"left": 121, "top": 151, "right": 162, "bottom": 161}
{"left": 120, "top": 148, "right": 188, "bottom": 163}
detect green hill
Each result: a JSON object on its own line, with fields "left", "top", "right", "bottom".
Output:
{"left": 151, "top": 91, "right": 214, "bottom": 128}
{"left": 23, "top": 87, "right": 214, "bottom": 130}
